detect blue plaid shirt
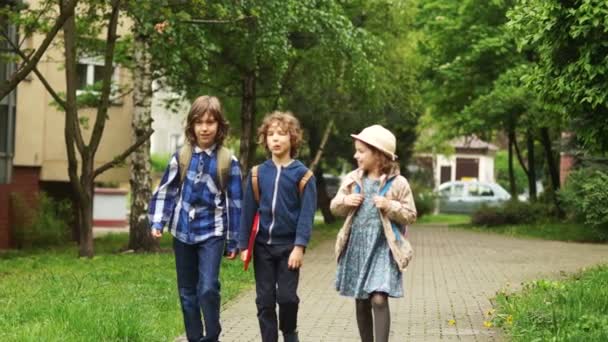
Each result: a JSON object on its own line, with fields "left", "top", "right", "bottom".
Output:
{"left": 149, "top": 145, "right": 242, "bottom": 252}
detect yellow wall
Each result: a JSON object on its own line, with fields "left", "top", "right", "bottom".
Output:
{"left": 13, "top": 2, "right": 133, "bottom": 183}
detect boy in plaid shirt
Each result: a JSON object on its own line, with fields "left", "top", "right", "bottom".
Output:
{"left": 149, "top": 96, "right": 242, "bottom": 342}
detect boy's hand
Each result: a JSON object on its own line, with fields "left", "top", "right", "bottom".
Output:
{"left": 225, "top": 251, "right": 237, "bottom": 260}
{"left": 343, "top": 194, "right": 364, "bottom": 207}
{"left": 373, "top": 196, "right": 390, "bottom": 211}
{"left": 151, "top": 228, "right": 162, "bottom": 239}
{"left": 240, "top": 249, "right": 250, "bottom": 262}
{"left": 288, "top": 246, "right": 305, "bottom": 270}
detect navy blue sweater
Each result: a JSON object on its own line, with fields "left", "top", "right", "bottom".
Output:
{"left": 238, "top": 159, "right": 317, "bottom": 248}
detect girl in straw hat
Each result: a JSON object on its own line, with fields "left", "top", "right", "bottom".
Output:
{"left": 330, "top": 124, "right": 417, "bottom": 342}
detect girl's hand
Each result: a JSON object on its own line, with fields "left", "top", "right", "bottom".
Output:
{"left": 373, "top": 196, "right": 390, "bottom": 211}
{"left": 240, "top": 249, "right": 250, "bottom": 262}
{"left": 343, "top": 194, "right": 364, "bottom": 207}
{"left": 288, "top": 246, "right": 305, "bottom": 270}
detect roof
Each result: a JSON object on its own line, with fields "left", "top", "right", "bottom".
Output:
{"left": 451, "top": 135, "right": 498, "bottom": 152}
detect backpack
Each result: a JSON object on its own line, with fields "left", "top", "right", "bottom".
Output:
{"left": 177, "top": 144, "right": 232, "bottom": 191}
{"left": 250, "top": 165, "right": 314, "bottom": 203}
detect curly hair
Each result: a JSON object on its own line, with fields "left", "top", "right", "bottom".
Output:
{"left": 184, "top": 95, "right": 229, "bottom": 147}
{"left": 257, "top": 111, "right": 303, "bottom": 157}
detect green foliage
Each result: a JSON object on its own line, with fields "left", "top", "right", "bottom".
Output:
{"left": 471, "top": 200, "right": 553, "bottom": 227}
{"left": 494, "top": 265, "right": 608, "bottom": 341}
{"left": 409, "top": 180, "right": 436, "bottom": 218}
{"left": 495, "top": 150, "right": 528, "bottom": 195}
{"left": 559, "top": 168, "right": 608, "bottom": 231}
{"left": 417, "top": 0, "right": 522, "bottom": 137}
{"left": 508, "top": 0, "right": 608, "bottom": 151}
{"left": 11, "top": 193, "right": 72, "bottom": 249}
{"left": 150, "top": 153, "right": 171, "bottom": 173}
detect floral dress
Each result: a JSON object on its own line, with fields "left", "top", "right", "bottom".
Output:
{"left": 335, "top": 177, "right": 403, "bottom": 299}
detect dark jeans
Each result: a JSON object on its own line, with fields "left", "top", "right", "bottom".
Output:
{"left": 253, "top": 241, "right": 300, "bottom": 342}
{"left": 173, "top": 236, "right": 225, "bottom": 342}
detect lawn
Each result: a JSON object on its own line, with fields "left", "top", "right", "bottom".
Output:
{"left": 416, "top": 213, "right": 471, "bottom": 225}
{"left": 493, "top": 265, "right": 608, "bottom": 341}
{"left": 453, "top": 222, "right": 608, "bottom": 243}
{"left": 0, "top": 221, "right": 341, "bottom": 342}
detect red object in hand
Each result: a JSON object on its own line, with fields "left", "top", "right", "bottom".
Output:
{"left": 243, "top": 212, "right": 260, "bottom": 271}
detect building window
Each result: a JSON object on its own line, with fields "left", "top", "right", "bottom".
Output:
{"left": 0, "top": 19, "right": 17, "bottom": 184}
{"left": 75, "top": 57, "right": 120, "bottom": 102}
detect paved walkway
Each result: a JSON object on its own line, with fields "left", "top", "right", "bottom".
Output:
{"left": 206, "top": 225, "right": 608, "bottom": 341}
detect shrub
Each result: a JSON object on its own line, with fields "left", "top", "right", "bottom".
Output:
{"left": 559, "top": 168, "right": 608, "bottom": 231}
{"left": 150, "top": 153, "right": 171, "bottom": 173}
{"left": 409, "top": 180, "right": 436, "bottom": 218}
{"left": 472, "top": 200, "right": 552, "bottom": 226}
{"left": 11, "top": 192, "right": 72, "bottom": 248}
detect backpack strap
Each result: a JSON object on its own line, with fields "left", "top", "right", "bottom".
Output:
{"left": 357, "top": 176, "right": 402, "bottom": 241}
{"left": 178, "top": 144, "right": 193, "bottom": 184}
{"left": 251, "top": 166, "right": 313, "bottom": 205}
{"left": 216, "top": 146, "right": 232, "bottom": 192}
{"left": 179, "top": 144, "right": 232, "bottom": 192}
{"left": 251, "top": 165, "right": 260, "bottom": 204}
{"left": 379, "top": 177, "right": 395, "bottom": 196}
{"left": 298, "top": 169, "right": 314, "bottom": 194}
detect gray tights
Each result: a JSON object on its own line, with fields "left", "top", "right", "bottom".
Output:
{"left": 355, "top": 292, "right": 390, "bottom": 342}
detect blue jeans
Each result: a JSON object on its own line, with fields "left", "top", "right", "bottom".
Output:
{"left": 173, "top": 236, "right": 225, "bottom": 342}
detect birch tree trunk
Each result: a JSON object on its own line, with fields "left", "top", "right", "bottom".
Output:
{"left": 128, "top": 35, "right": 158, "bottom": 252}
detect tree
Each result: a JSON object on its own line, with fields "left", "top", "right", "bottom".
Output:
{"left": 60, "top": 0, "right": 152, "bottom": 257}
{"left": 508, "top": 0, "right": 608, "bottom": 152}
{"left": 156, "top": 0, "right": 386, "bottom": 173}
{"left": 0, "top": 0, "right": 78, "bottom": 100}
{"left": 417, "top": 0, "right": 566, "bottom": 209}
{"left": 125, "top": 1, "right": 157, "bottom": 252}
{"left": 279, "top": 0, "right": 422, "bottom": 222}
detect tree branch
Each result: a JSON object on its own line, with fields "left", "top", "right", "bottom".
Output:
{"left": 0, "top": 30, "right": 66, "bottom": 109}
{"left": 62, "top": 1, "right": 84, "bottom": 197}
{"left": 309, "top": 119, "right": 334, "bottom": 172}
{"left": 93, "top": 129, "right": 154, "bottom": 178}
{"left": 183, "top": 16, "right": 255, "bottom": 25}
{"left": 89, "top": 0, "right": 121, "bottom": 153}
{"left": 512, "top": 132, "right": 529, "bottom": 177}
{"left": 0, "top": 0, "right": 78, "bottom": 100}
{"left": 273, "top": 58, "right": 300, "bottom": 110}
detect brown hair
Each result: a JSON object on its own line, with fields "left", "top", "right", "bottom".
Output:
{"left": 184, "top": 95, "right": 229, "bottom": 147}
{"left": 257, "top": 111, "right": 303, "bottom": 157}
{"left": 360, "top": 141, "right": 398, "bottom": 175}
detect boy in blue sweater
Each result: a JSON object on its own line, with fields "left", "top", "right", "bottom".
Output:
{"left": 239, "top": 111, "right": 317, "bottom": 342}
{"left": 149, "top": 96, "right": 242, "bottom": 342}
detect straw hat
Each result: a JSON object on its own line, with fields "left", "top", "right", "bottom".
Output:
{"left": 351, "top": 125, "right": 397, "bottom": 161}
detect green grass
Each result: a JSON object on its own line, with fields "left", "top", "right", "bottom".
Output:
{"left": 452, "top": 222, "right": 608, "bottom": 243}
{"left": 0, "top": 222, "right": 341, "bottom": 342}
{"left": 416, "top": 213, "right": 471, "bottom": 225}
{"left": 493, "top": 265, "right": 608, "bottom": 341}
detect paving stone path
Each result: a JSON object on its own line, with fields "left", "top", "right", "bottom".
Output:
{"left": 183, "top": 224, "right": 608, "bottom": 341}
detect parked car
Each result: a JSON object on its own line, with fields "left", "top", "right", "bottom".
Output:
{"left": 436, "top": 181, "right": 511, "bottom": 214}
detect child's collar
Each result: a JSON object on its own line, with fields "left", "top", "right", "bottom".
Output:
{"left": 193, "top": 143, "right": 217, "bottom": 155}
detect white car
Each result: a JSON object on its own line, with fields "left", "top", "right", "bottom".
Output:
{"left": 437, "top": 181, "right": 511, "bottom": 214}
